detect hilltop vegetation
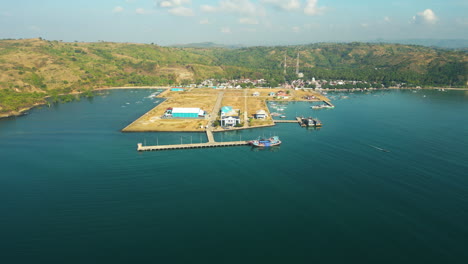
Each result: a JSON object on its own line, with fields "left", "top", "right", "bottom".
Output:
{"left": 0, "top": 38, "right": 467, "bottom": 115}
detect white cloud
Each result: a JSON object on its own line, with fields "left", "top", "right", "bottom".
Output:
{"left": 221, "top": 27, "right": 231, "bottom": 33}
{"left": 360, "top": 23, "right": 369, "bottom": 28}
{"left": 201, "top": 5, "right": 216, "bottom": 12}
{"left": 168, "top": 6, "right": 194, "bottom": 16}
{"left": 304, "top": 0, "right": 326, "bottom": 16}
{"left": 292, "top": 26, "right": 301, "bottom": 33}
{"left": 384, "top": 16, "right": 391, "bottom": 22}
{"left": 239, "top": 17, "right": 259, "bottom": 25}
{"left": 113, "top": 6, "right": 124, "bottom": 13}
{"left": 202, "top": 0, "right": 265, "bottom": 17}
{"left": 412, "top": 9, "right": 438, "bottom": 24}
{"left": 199, "top": 19, "right": 210, "bottom": 24}
{"left": 157, "top": 0, "right": 193, "bottom": 16}
{"left": 157, "top": 0, "right": 191, "bottom": 8}
{"left": 261, "top": 0, "right": 301, "bottom": 11}
{"left": 136, "top": 8, "right": 152, "bottom": 15}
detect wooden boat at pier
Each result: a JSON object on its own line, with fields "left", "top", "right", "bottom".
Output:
{"left": 249, "top": 136, "right": 281, "bottom": 147}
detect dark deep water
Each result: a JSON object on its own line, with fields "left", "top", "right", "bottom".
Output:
{"left": 1, "top": 89, "right": 467, "bottom": 263}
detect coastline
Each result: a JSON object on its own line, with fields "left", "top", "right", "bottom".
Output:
{"left": 1, "top": 85, "right": 466, "bottom": 119}
{"left": 0, "top": 102, "right": 47, "bottom": 119}
{"left": 0, "top": 86, "right": 170, "bottom": 119}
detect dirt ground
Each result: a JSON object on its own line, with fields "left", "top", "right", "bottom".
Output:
{"left": 123, "top": 88, "right": 327, "bottom": 132}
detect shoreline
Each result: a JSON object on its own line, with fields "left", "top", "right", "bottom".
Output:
{"left": 0, "top": 86, "right": 170, "bottom": 119}
{"left": 1, "top": 85, "right": 466, "bottom": 119}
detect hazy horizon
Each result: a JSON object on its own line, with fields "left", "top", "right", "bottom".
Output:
{"left": 1, "top": 0, "right": 467, "bottom": 46}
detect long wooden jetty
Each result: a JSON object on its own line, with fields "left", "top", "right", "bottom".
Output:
{"left": 273, "top": 120, "right": 298, "bottom": 123}
{"left": 137, "top": 141, "right": 249, "bottom": 151}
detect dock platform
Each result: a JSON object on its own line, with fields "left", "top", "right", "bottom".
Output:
{"left": 273, "top": 117, "right": 306, "bottom": 127}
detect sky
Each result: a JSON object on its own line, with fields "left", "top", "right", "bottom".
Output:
{"left": 1, "top": 0, "right": 467, "bottom": 46}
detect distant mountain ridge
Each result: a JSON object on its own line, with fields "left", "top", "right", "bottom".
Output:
{"left": 373, "top": 39, "right": 468, "bottom": 49}
{"left": 171, "top": 39, "right": 468, "bottom": 50}
{"left": 0, "top": 38, "right": 467, "bottom": 115}
{"left": 170, "top": 42, "right": 244, "bottom": 49}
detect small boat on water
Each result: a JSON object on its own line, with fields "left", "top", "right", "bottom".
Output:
{"left": 280, "top": 115, "right": 286, "bottom": 118}
{"left": 303, "top": 117, "right": 322, "bottom": 127}
{"left": 311, "top": 104, "right": 334, "bottom": 109}
{"left": 249, "top": 136, "right": 281, "bottom": 147}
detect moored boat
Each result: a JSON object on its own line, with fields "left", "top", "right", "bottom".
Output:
{"left": 303, "top": 117, "right": 322, "bottom": 127}
{"left": 249, "top": 136, "right": 281, "bottom": 147}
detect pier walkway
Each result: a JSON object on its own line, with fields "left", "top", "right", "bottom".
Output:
{"left": 273, "top": 117, "right": 305, "bottom": 127}
{"left": 206, "top": 130, "right": 215, "bottom": 143}
{"left": 137, "top": 141, "right": 249, "bottom": 151}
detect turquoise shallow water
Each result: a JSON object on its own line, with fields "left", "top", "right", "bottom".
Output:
{"left": 1, "top": 89, "right": 467, "bottom": 263}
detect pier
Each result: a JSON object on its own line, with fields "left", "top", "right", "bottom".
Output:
{"left": 273, "top": 117, "right": 322, "bottom": 127}
{"left": 273, "top": 117, "right": 306, "bottom": 127}
{"left": 206, "top": 130, "right": 215, "bottom": 143}
{"left": 323, "top": 100, "right": 335, "bottom": 108}
{"left": 137, "top": 141, "right": 249, "bottom": 151}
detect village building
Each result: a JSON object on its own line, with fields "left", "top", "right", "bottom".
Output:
{"left": 255, "top": 109, "right": 268, "bottom": 119}
{"left": 221, "top": 116, "right": 241, "bottom": 127}
{"left": 252, "top": 92, "right": 260, "bottom": 96}
{"left": 171, "top": 88, "right": 184, "bottom": 92}
{"left": 276, "top": 90, "right": 289, "bottom": 99}
{"left": 220, "top": 106, "right": 241, "bottom": 126}
{"left": 164, "top": 107, "right": 205, "bottom": 118}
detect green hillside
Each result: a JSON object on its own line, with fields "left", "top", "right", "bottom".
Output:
{"left": 0, "top": 38, "right": 467, "bottom": 115}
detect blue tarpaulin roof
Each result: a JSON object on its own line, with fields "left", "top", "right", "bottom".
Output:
{"left": 221, "top": 106, "right": 233, "bottom": 113}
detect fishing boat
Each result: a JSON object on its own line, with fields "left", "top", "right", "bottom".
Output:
{"left": 311, "top": 104, "right": 334, "bottom": 109}
{"left": 303, "top": 117, "right": 322, "bottom": 127}
{"left": 249, "top": 136, "right": 281, "bottom": 147}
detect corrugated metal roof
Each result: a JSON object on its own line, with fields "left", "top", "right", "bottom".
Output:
{"left": 172, "top": 108, "right": 202, "bottom": 114}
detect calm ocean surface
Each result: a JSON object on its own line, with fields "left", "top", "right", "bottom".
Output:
{"left": 1, "top": 89, "right": 467, "bottom": 263}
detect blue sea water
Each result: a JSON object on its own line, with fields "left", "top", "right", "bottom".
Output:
{"left": 0, "top": 89, "right": 467, "bottom": 263}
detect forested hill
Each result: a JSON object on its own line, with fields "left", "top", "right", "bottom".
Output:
{"left": 0, "top": 38, "right": 467, "bottom": 114}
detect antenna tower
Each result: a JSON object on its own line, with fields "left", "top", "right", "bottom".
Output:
{"left": 296, "top": 53, "right": 300, "bottom": 75}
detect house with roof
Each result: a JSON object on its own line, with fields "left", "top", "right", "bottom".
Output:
{"left": 221, "top": 116, "right": 241, "bottom": 127}
{"left": 252, "top": 92, "right": 260, "bottom": 96}
{"left": 171, "top": 88, "right": 185, "bottom": 92}
{"left": 164, "top": 107, "right": 205, "bottom": 118}
{"left": 276, "top": 91, "right": 289, "bottom": 99}
{"left": 255, "top": 109, "right": 268, "bottom": 119}
{"left": 268, "top": 92, "right": 276, "bottom": 96}
{"left": 220, "top": 106, "right": 241, "bottom": 126}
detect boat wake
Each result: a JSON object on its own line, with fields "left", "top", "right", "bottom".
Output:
{"left": 368, "top": 144, "right": 390, "bottom": 152}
